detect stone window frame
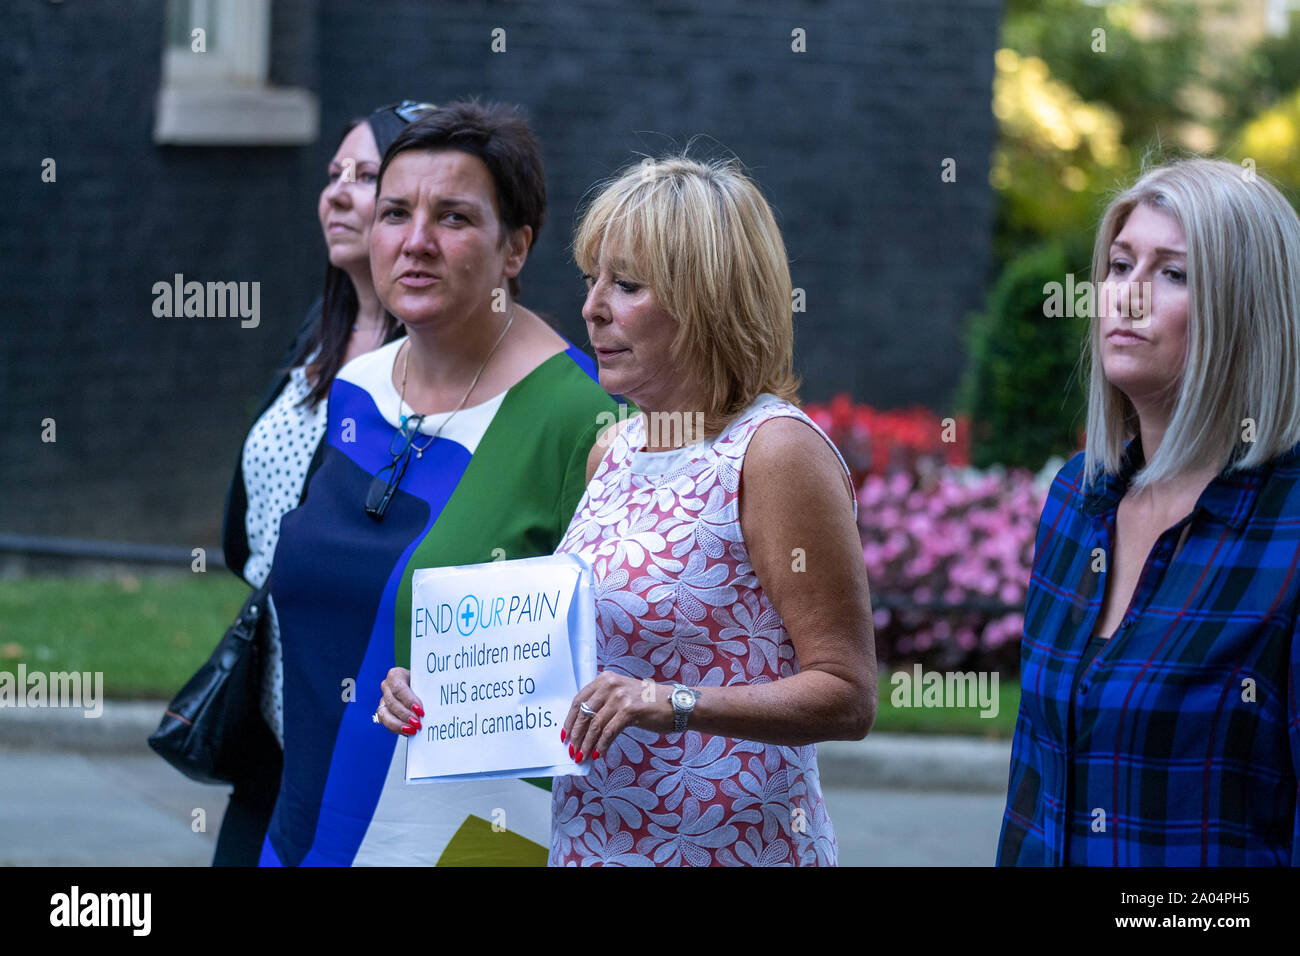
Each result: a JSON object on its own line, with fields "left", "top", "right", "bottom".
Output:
{"left": 153, "top": 0, "right": 318, "bottom": 146}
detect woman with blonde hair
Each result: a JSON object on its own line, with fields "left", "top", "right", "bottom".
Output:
{"left": 382, "top": 153, "right": 878, "bottom": 866}
{"left": 998, "top": 157, "right": 1300, "bottom": 866}
{"left": 548, "top": 155, "right": 877, "bottom": 866}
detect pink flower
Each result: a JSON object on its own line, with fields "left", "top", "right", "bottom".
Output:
{"left": 905, "top": 556, "right": 935, "bottom": 577}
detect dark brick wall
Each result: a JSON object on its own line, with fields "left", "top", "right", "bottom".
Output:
{"left": 2, "top": 0, "right": 1001, "bottom": 547}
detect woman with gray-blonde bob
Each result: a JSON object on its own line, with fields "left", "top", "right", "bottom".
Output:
{"left": 1084, "top": 159, "right": 1300, "bottom": 486}
{"left": 999, "top": 157, "right": 1300, "bottom": 866}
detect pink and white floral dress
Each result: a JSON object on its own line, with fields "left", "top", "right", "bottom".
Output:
{"left": 549, "top": 392, "right": 857, "bottom": 866}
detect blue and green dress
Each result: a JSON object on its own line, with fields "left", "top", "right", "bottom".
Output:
{"left": 259, "top": 336, "right": 617, "bottom": 866}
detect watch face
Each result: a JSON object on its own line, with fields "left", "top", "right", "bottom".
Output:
{"left": 672, "top": 689, "right": 693, "bottom": 708}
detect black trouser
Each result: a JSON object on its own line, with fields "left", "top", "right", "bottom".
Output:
{"left": 212, "top": 718, "right": 282, "bottom": 866}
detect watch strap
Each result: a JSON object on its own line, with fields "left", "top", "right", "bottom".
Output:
{"left": 672, "top": 683, "right": 699, "bottom": 733}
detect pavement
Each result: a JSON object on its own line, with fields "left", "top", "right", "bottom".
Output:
{"left": 0, "top": 701, "right": 1013, "bottom": 866}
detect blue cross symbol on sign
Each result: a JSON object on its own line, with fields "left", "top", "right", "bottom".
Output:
{"left": 456, "top": 596, "right": 477, "bottom": 636}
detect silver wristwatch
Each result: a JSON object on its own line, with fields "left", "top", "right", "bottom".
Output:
{"left": 671, "top": 683, "right": 700, "bottom": 733}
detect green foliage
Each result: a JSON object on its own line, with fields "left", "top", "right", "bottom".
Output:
{"left": 996, "top": 1, "right": 1300, "bottom": 262}
{"left": 959, "top": 242, "right": 1090, "bottom": 470}
{"left": 1207, "top": 10, "right": 1300, "bottom": 140}
{"left": 0, "top": 573, "right": 247, "bottom": 698}
{"left": 1004, "top": 0, "right": 1204, "bottom": 148}
{"left": 990, "top": 46, "right": 1127, "bottom": 264}
{"left": 1227, "top": 85, "right": 1300, "bottom": 197}
{"left": 992, "top": 0, "right": 1204, "bottom": 266}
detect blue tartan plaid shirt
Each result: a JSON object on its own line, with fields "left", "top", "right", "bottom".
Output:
{"left": 997, "top": 439, "right": 1300, "bottom": 866}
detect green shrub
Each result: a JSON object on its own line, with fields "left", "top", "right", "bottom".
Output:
{"left": 959, "top": 241, "right": 1090, "bottom": 469}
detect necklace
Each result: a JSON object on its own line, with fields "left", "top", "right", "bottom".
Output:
{"left": 398, "top": 307, "right": 515, "bottom": 458}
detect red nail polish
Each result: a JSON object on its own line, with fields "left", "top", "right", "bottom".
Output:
{"left": 406, "top": 717, "right": 420, "bottom": 729}
{"left": 575, "top": 751, "right": 584, "bottom": 763}
{"left": 412, "top": 704, "right": 424, "bottom": 717}
{"left": 402, "top": 726, "right": 414, "bottom": 736}
{"left": 568, "top": 743, "right": 574, "bottom": 758}
{"left": 560, "top": 729, "right": 567, "bottom": 743}
{"left": 592, "top": 750, "right": 600, "bottom": 760}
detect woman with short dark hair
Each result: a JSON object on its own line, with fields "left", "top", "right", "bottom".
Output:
{"left": 261, "top": 100, "right": 618, "bottom": 867}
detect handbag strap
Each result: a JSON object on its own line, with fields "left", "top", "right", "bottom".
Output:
{"left": 233, "top": 583, "right": 272, "bottom": 643}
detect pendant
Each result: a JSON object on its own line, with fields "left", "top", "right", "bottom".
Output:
{"left": 416, "top": 449, "right": 423, "bottom": 459}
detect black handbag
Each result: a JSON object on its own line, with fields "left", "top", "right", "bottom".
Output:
{"left": 148, "top": 584, "right": 274, "bottom": 785}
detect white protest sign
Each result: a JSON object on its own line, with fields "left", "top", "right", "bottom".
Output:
{"left": 406, "top": 552, "right": 596, "bottom": 783}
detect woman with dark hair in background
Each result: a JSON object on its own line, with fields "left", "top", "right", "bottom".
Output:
{"left": 212, "top": 101, "right": 435, "bottom": 865}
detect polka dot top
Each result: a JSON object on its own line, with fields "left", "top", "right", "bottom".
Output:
{"left": 240, "top": 363, "right": 327, "bottom": 745}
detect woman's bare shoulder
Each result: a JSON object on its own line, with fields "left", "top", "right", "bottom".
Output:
{"left": 742, "top": 414, "right": 854, "bottom": 509}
